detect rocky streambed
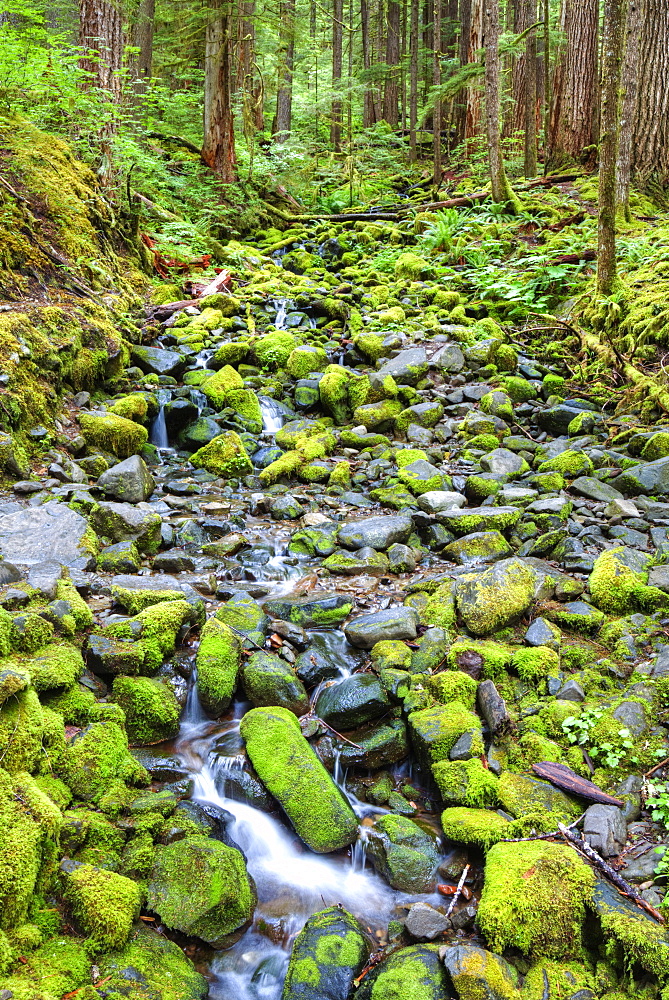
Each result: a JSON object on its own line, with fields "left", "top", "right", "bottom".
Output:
{"left": 3, "top": 229, "right": 669, "bottom": 999}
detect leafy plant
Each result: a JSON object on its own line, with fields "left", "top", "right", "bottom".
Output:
{"left": 562, "top": 710, "right": 637, "bottom": 769}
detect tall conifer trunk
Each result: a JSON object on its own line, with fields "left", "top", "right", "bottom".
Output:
{"left": 202, "top": 0, "right": 238, "bottom": 183}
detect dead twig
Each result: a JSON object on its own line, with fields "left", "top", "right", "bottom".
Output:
{"left": 445, "top": 864, "right": 470, "bottom": 918}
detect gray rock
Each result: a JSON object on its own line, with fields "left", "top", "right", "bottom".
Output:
{"left": 605, "top": 498, "right": 641, "bottom": 518}
{"left": 617, "top": 456, "right": 669, "bottom": 496}
{"left": 480, "top": 448, "right": 526, "bottom": 475}
{"left": 441, "top": 945, "right": 519, "bottom": 1000}
{"left": 132, "top": 345, "right": 185, "bottom": 377}
{"left": 612, "top": 700, "right": 647, "bottom": 736}
{"left": 636, "top": 645, "right": 669, "bottom": 678}
{"left": 449, "top": 730, "right": 480, "bottom": 761}
{"left": 583, "top": 804, "right": 627, "bottom": 857}
{"left": 433, "top": 343, "right": 465, "bottom": 372}
{"left": 377, "top": 348, "right": 428, "bottom": 386}
{"left": 621, "top": 844, "right": 666, "bottom": 882}
{"left": 316, "top": 674, "right": 389, "bottom": 729}
{"left": 571, "top": 477, "right": 624, "bottom": 501}
{"left": 648, "top": 566, "right": 669, "bottom": 592}
{"left": 538, "top": 402, "right": 595, "bottom": 436}
{"left": 49, "top": 457, "right": 87, "bottom": 484}
{"left": 416, "top": 491, "right": 466, "bottom": 514}
{"left": 524, "top": 617, "right": 561, "bottom": 650}
{"left": 344, "top": 607, "right": 419, "bottom": 648}
{"left": 89, "top": 501, "right": 162, "bottom": 554}
{"left": 27, "top": 561, "right": 63, "bottom": 599}
{"left": 270, "top": 495, "right": 305, "bottom": 520}
{"left": 337, "top": 514, "right": 413, "bottom": 551}
{"left": 556, "top": 679, "right": 585, "bottom": 702}
{"left": 97, "top": 455, "right": 155, "bottom": 504}
{"left": 0, "top": 501, "right": 96, "bottom": 569}
{"left": 456, "top": 558, "right": 536, "bottom": 635}
{"left": 98, "top": 539, "right": 141, "bottom": 573}
{"left": 404, "top": 902, "right": 451, "bottom": 940}
{"left": 387, "top": 543, "right": 417, "bottom": 573}
{"left": 615, "top": 775, "right": 643, "bottom": 822}
{"left": 477, "top": 680, "right": 511, "bottom": 736}
{"left": 442, "top": 530, "right": 512, "bottom": 566}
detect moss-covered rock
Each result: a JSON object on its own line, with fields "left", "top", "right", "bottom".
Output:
{"left": 111, "top": 676, "right": 181, "bottom": 744}
{"left": 240, "top": 706, "right": 358, "bottom": 853}
{"left": 366, "top": 813, "right": 440, "bottom": 892}
{"left": 60, "top": 859, "right": 141, "bottom": 951}
{"left": 282, "top": 906, "right": 369, "bottom": 1000}
{"left": 409, "top": 702, "right": 483, "bottom": 767}
{"left": 97, "top": 925, "right": 208, "bottom": 1000}
{"left": 199, "top": 364, "right": 244, "bottom": 408}
{"left": 196, "top": 617, "right": 241, "bottom": 716}
{"left": 241, "top": 650, "right": 309, "bottom": 715}
{"left": 356, "top": 944, "right": 448, "bottom": 1000}
{"left": 432, "top": 758, "right": 499, "bottom": 808}
{"left": 455, "top": 558, "right": 536, "bottom": 636}
{"left": 190, "top": 431, "right": 254, "bottom": 478}
{"left": 147, "top": 834, "right": 254, "bottom": 946}
{"left": 101, "top": 599, "right": 202, "bottom": 674}
{"left": 58, "top": 720, "right": 148, "bottom": 802}
{"left": 79, "top": 412, "right": 148, "bottom": 458}
{"left": 589, "top": 546, "right": 668, "bottom": 615}
{"left": 477, "top": 841, "right": 595, "bottom": 958}
{"left": 0, "top": 686, "right": 44, "bottom": 773}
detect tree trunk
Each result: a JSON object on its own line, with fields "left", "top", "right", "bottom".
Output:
{"left": 433, "top": 0, "right": 442, "bottom": 185}
{"left": 202, "top": 0, "right": 237, "bottom": 183}
{"left": 465, "top": 0, "right": 483, "bottom": 142}
{"left": 597, "top": 0, "right": 626, "bottom": 295}
{"left": 331, "top": 0, "right": 344, "bottom": 150}
{"left": 512, "top": 0, "right": 527, "bottom": 137}
{"left": 362, "top": 0, "right": 376, "bottom": 125}
{"left": 484, "top": 0, "right": 518, "bottom": 207}
{"left": 454, "top": 0, "right": 472, "bottom": 144}
{"left": 523, "top": 0, "right": 538, "bottom": 176}
{"left": 274, "top": 0, "right": 296, "bottom": 140}
{"left": 615, "top": 0, "right": 642, "bottom": 218}
{"left": 548, "top": 0, "right": 598, "bottom": 168}
{"left": 129, "top": 0, "right": 154, "bottom": 100}
{"left": 383, "top": 0, "right": 401, "bottom": 125}
{"left": 632, "top": 0, "right": 669, "bottom": 197}
{"left": 409, "top": 0, "right": 419, "bottom": 158}
{"left": 78, "top": 0, "right": 123, "bottom": 101}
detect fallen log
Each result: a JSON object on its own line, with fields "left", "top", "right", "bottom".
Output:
{"left": 558, "top": 822, "right": 665, "bottom": 924}
{"left": 151, "top": 299, "right": 201, "bottom": 319}
{"left": 532, "top": 762, "right": 624, "bottom": 807}
{"left": 477, "top": 680, "right": 512, "bottom": 736}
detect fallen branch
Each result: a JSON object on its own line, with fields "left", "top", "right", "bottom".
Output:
{"left": 532, "top": 761, "right": 624, "bottom": 807}
{"left": 146, "top": 131, "right": 203, "bottom": 157}
{"left": 445, "top": 865, "right": 470, "bottom": 918}
{"left": 644, "top": 757, "right": 669, "bottom": 778}
{"left": 500, "top": 812, "right": 585, "bottom": 843}
{"left": 558, "top": 822, "right": 665, "bottom": 924}
{"left": 132, "top": 190, "right": 182, "bottom": 220}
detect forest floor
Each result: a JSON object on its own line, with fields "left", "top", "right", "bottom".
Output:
{"left": 3, "top": 126, "right": 669, "bottom": 998}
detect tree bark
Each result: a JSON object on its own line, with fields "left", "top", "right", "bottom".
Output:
{"left": 78, "top": 0, "right": 123, "bottom": 101}
{"left": 548, "top": 0, "right": 598, "bottom": 168}
{"left": 274, "top": 0, "right": 296, "bottom": 140}
{"left": 331, "top": 0, "right": 344, "bottom": 150}
{"left": 465, "top": 0, "right": 483, "bottom": 142}
{"left": 523, "top": 0, "right": 538, "bottom": 176}
{"left": 615, "top": 0, "right": 643, "bottom": 217}
{"left": 597, "top": 0, "right": 626, "bottom": 295}
{"left": 202, "top": 0, "right": 238, "bottom": 183}
{"left": 433, "top": 0, "right": 442, "bottom": 185}
{"left": 129, "top": 0, "right": 154, "bottom": 100}
{"left": 632, "top": 0, "right": 669, "bottom": 197}
{"left": 383, "top": 0, "right": 401, "bottom": 125}
{"left": 484, "top": 0, "right": 517, "bottom": 207}
{"left": 409, "top": 0, "right": 419, "bottom": 159}
{"left": 361, "top": 0, "right": 376, "bottom": 126}
{"left": 454, "top": 0, "right": 472, "bottom": 144}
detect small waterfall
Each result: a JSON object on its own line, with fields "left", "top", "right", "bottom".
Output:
{"left": 150, "top": 388, "right": 171, "bottom": 450}
{"left": 272, "top": 298, "right": 291, "bottom": 331}
{"left": 260, "top": 397, "right": 285, "bottom": 434}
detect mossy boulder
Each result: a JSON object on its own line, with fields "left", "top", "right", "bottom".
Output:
{"left": 97, "top": 925, "right": 208, "bottom": 1000}
{"left": 200, "top": 364, "right": 244, "bottom": 408}
{"left": 589, "top": 546, "right": 668, "bottom": 615}
{"left": 147, "top": 834, "right": 254, "bottom": 946}
{"left": 101, "top": 599, "right": 203, "bottom": 674}
{"left": 79, "top": 412, "right": 148, "bottom": 459}
{"left": 0, "top": 686, "right": 45, "bottom": 773}
{"left": 497, "top": 773, "right": 581, "bottom": 824}
{"left": 282, "top": 906, "right": 369, "bottom": 1000}
{"left": 225, "top": 388, "right": 263, "bottom": 433}
{"left": 240, "top": 706, "right": 358, "bottom": 853}
{"left": 455, "top": 558, "right": 536, "bottom": 636}
{"left": 190, "top": 431, "right": 254, "bottom": 478}
{"left": 58, "top": 720, "right": 148, "bottom": 802}
{"left": 8, "top": 643, "right": 84, "bottom": 693}
{"left": 356, "top": 944, "right": 448, "bottom": 1000}
{"left": 111, "top": 676, "right": 181, "bottom": 744}
{"left": 241, "top": 651, "right": 309, "bottom": 716}
{"left": 432, "top": 758, "right": 499, "bottom": 808}
{"left": 478, "top": 841, "right": 595, "bottom": 958}
{"left": 196, "top": 617, "right": 241, "bottom": 716}
{"left": 60, "top": 859, "right": 141, "bottom": 951}
{"left": 537, "top": 450, "right": 594, "bottom": 478}
{"left": 319, "top": 365, "right": 370, "bottom": 424}
{"left": 254, "top": 331, "right": 296, "bottom": 368}
{"left": 287, "top": 345, "right": 329, "bottom": 379}
{"left": 409, "top": 702, "right": 483, "bottom": 767}
{"left": 366, "top": 814, "right": 440, "bottom": 892}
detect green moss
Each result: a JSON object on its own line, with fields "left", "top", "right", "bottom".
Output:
{"left": 594, "top": 878, "right": 669, "bottom": 979}
{"left": 0, "top": 686, "right": 44, "bottom": 773}
{"left": 10, "top": 643, "right": 84, "bottom": 693}
{"left": 319, "top": 365, "right": 370, "bottom": 424}
{"left": 61, "top": 861, "right": 141, "bottom": 951}
{"left": 409, "top": 702, "right": 483, "bottom": 766}
{"left": 589, "top": 547, "right": 668, "bottom": 615}
{"left": 432, "top": 758, "right": 499, "bottom": 807}
{"left": 254, "top": 331, "right": 296, "bottom": 369}
{"left": 447, "top": 639, "right": 513, "bottom": 681}
{"left": 421, "top": 582, "right": 457, "bottom": 632}
{"left": 79, "top": 412, "right": 148, "bottom": 458}
{"left": 511, "top": 646, "right": 560, "bottom": 681}
{"left": 199, "top": 364, "right": 244, "bottom": 408}
{"left": 478, "top": 841, "right": 595, "bottom": 958}
{"left": 371, "top": 640, "right": 413, "bottom": 671}
{"left": 225, "top": 388, "right": 263, "bottom": 432}
{"left": 191, "top": 431, "right": 254, "bottom": 478}
{"left": 111, "top": 675, "right": 180, "bottom": 744}
{"left": 394, "top": 252, "right": 435, "bottom": 280}
{"left": 196, "top": 618, "right": 241, "bottom": 715}
{"left": 240, "top": 706, "right": 358, "bottom": 853}
{"left": 102, "top": 599, "right": 203, "bottom": 674}
{"left": 3, "top": 935, "right": 91, "bottom": 998}
{"left": 427, "top": 670, "right": 478, "bottom": 708}
{"left": 9, "top": 613, "right": 54, "bottom": 654}
{"left": 109, "top": 392, "right": 152, "bottom": 423}
{"left": 147, "top": 834, "right": 253, "bottom": 945}
{"left": 58, "top": 720, "right": 148, "bottom": 802}
{"left": 213, "top": 341, "right": 250, "bottom": 366}
{"left": 287, "top": 345, "right": 328, "bottom": 378}
{"left": 497, "top": 772, "right": 581, "bottom": 823}
{"left": 55, "top": 580, "right": 94, "bottom": 631}
{"left": 538, "top": 450, "right": 594, "bottom": 477}
{"left": 96, "top": 925, "right": 208, "bottom": 1000}
{"left": 110, "top": 585, "right": 184, "bottom": 615}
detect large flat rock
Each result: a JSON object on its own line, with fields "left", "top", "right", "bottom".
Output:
{"left": 0, "top": 501, "right": 95, "bottom": 570}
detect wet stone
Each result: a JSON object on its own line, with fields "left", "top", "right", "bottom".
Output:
{"left": 344, "top": 607, "right": 419, "bottom": 649}
{"left": 404, "top": 902, "right": 451, "bottom": 940}
{"left": 583, "top": 804, "right": 627, "bottom": 857}
{"left": 316, "top": 673, "right": 389, "bottom": 729}
{"left": 337, "top": 513, "right": 413, "bottom": 551}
